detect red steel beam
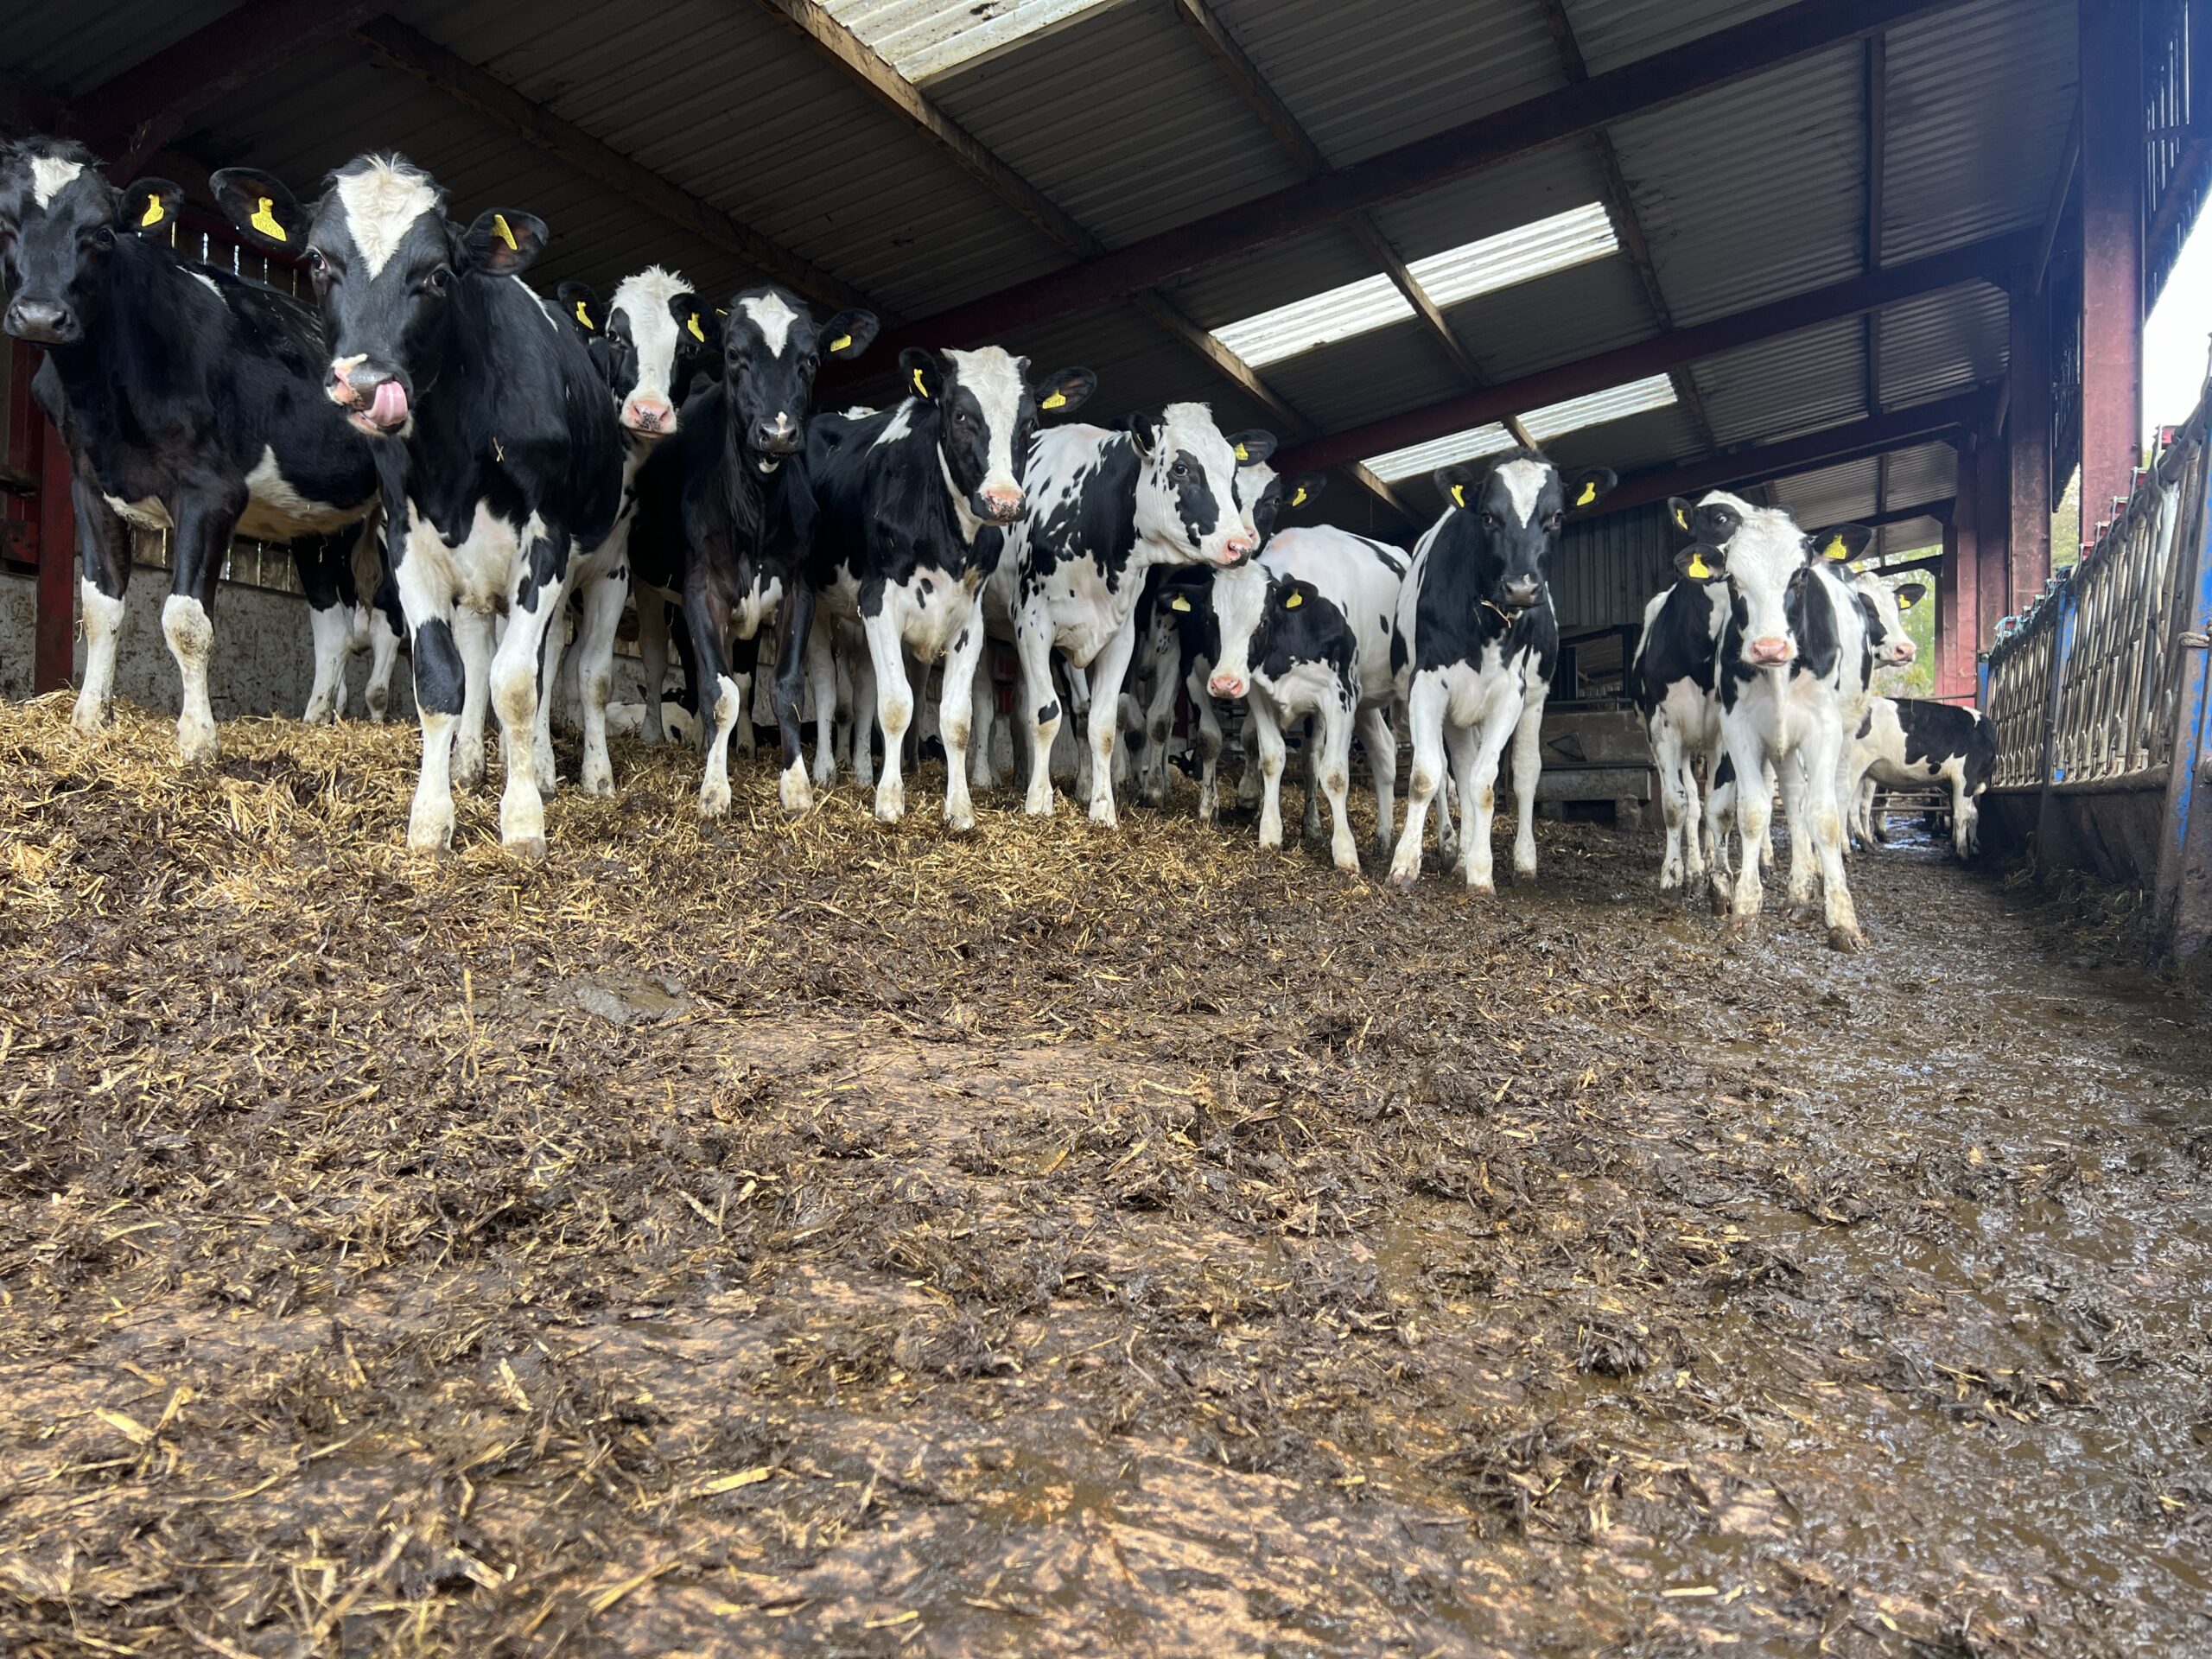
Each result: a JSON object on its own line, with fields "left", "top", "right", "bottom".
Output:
{"left": 2078, "top": 0, "right": 2145, "bottom": 540}
{"left": 33, "top": 411, "right": 73, "bottom": 696}
{"left": 72, "top": 0, "right": 394, "bottom": 178}
{"left": 852, "top": 0, "right": 1982, "bottom": 367}
{"left": 1277, "top": 232, "right": 2032, "bottom": 478}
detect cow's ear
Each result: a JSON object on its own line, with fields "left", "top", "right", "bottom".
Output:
{"left": 1564, "top": 467, "right": 1616, "bottom": 512}
{"left": 900, "top": 346, "right": 944, "bottom": 402}
{"left": 1667, "top": 495, "right": 1697, "bottom": 537}
{"left": 1127, "top": 410, "right": 1166, "bottom": 456}
{"left": 1434, "top": 465, "right": 1477, "bottom": 511}
{"left": 1813, "top": 523, "right": 1873, "bottom": 563}
{"left": 556, "top": 281, "right": 603, "bottom": 335}
{"left": 1277, "top": 578, "right": 1319, "bottom": 613}
{"left": 210, "top": 168, "right": 307, "bottom": 252}
{"left": 668, "top": 290, "right": 715, "bottom": 352}
{"left": 460, "top": 208, "right": 546, "bottom": 276}
{"left": 1894, "top": 581, "right": 1929, "bottom": 610}
{"left": 818, "top": 309, "right": 877, "bottom": 359}
{"left": 119, "top": 178, "right": 184, "bottom": 238}
{"left": 1283, "top": 472, "right": 1328, "bottom": 511}
{"left": 1225, "top": 429, "right": 1277, "bottom": 467}
{"left": 1034, "top": 365, "right": 1096, "bottom": 416}
{"left": 1675, "top": 544, "right": 1723, "bottom": 582}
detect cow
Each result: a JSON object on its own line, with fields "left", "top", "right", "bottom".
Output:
{"left": 1672, "top": 492, "right": 1872, "bottom": 949}
{"left": 805, "top": 347, "right": 1094, "bottom": 827}
{"left": 988, "top": 405, "right": 1268, "bottom": 826}
{"left": 1848, "top": 696, "right": 1995, "bottom": 858}
{"left": 541, "top": 267, "right": 714, "bottom": 795}
{"left": 1387, "top": 452, "right": 1617, "bottom": 890}
{"left": 627, "top": 284, "right": 877, "bottom": 816}
{"left": 214, "top": 153, "right": 624, "bottom": 855}
{"left": 1630, "top": 555, "right": 1727, "bottom": 893}
{"left": 1205, "top": 526, "right": 1407, "bottom": 872}
{"left": 0, "top": 138, "right": 382, "bottom": 762}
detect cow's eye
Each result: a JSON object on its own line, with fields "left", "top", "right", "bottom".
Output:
{"left": 423, "top": 266, "right": 450, "bottom": 296}
{"left": 802, "top": 353, "right": 818, "bottom": 375}
{"left": 89, "top": 226, "right": 115, "bottom": 251}
{"left": 1545, "top": 512, "right": 1562, "bottom": 532}
{"left": 1169, "top": 459, "right": 1190, "bottom": 480}
{"left": 1482, "top": 511, "right": 1500, "bottom": 530}
{"left": 304, "top": 247, "right": 327, "bottom": 274}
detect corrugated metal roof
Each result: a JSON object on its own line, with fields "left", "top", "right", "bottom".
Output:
{"left": 823, "top": 0, "right": 1131, "bottom": 85}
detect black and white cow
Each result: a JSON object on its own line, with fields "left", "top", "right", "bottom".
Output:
{"left": 1848, "top": 696, "right": 1994, "bottom": 858}
{"left": 807, "top": 346, "right": 1094, "bottom": 827}
{"left": 1674, "top": 491, "right": 1872, "bottom": 948}
{"left": 1630, "top": 556, "right": 1727, "bottom": 892}
{"left": 1387, "top": 452, "right": 1616, "bottom": 890}
{"left": 0, "top": 138, "right": 382, "bottom": 760}
{"left": 1205, "top": 526, "right": 1406, "bottom": 872}
{"left": 988, "top": 404, "right": 1268, "bottom": 825}
{"left": 216, "top": 154, "right": 624, "bottom": 855}
{"left": 628, "top": 284, "right": 876, "bottom": 816}
{"left": 543, "top": 267, "right": 714, "bottom": 794}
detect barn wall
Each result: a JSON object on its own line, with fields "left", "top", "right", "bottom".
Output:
{"left": 1554, "top": 501, "right": 1673, "bottom": 632}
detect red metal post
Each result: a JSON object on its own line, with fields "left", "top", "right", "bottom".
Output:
{"left": 33, "top": 410, "right": 75, "bottom": 695}
{"left": 2079, "top": 0, "right": 2144, "bottom": 543}
{"left": 1974, "top": 422, "right": 2011, "bottom": 648}
{"left": 2008, "top": 283, "right": 2054, "bottom": 611}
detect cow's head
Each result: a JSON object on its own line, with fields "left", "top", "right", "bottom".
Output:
{"left": 901, "top": 346, "right": 1093, "bottom": 525}
{"left": 1670, "top": 492, "right": 1853, "bottom": 670}
{"left": 1234, "top": 447, "right": 1326, "bottom": 550}
{"left": 563, "top": 268, "right": 714, "bottom": 436}
{"left": 1126, "top": 404, "right": 1269, "bottom": 567}
{"left": 1434, "top": 453, "right": 1615, "bottom": 612}
{"left": 1208, "top": 564, "right": 1336, "bottom": 701}
{"left": 214, "top": 154, "right": 544, "bottom": 437}
{"left": 721, "top": 286, "right": 875, "bottom": 474}
{"left": 1842, "top": 551, "right": 1920, "bottom": 670}
{"left": 0, "top": 138, "right": 182, "bottom": 346}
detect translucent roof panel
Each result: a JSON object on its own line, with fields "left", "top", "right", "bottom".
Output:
{"left": 1365, "top": 423, "right": 1518, "bottom": 482}
{"left": 1211, "top": 202, "right": 1619, "bottom": 369}
{"left": 1522, "top": 375, "right": 1681, "bottom": 442}
{"left": 819, "top": 0, "right": 1128, "bottom": 84}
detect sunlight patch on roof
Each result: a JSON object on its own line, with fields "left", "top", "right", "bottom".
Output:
{"left": 1364, "top": 423, "right": 1518, "bottom": 482}
{"left": 1211, "top": 203, "right": 1620, "bottom": 369}
{"left": 820, "top": 0, "right": 1127, "bottom": 82}
{"left": 1363, "top": 376, "right": 1679, "bottom": 483}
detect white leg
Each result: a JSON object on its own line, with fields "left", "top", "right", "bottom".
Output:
{"left": 162, "top": 594, "right": 219, "bottom": 766}
{"left": 1083, "top": 620, "right": 1140, "bottom": 827}
{"left": 700, "top": 671, "right": 741, "bottom": 818}
{"left": 733, "top": 664, "right": 757, "bottom": 756}
{"left": 864, "top": 608, "right": 913, "bottom": 823}
{"left": 74, "top": 577, "right": 125, "bottom": 734}
{"left": 969, "top": 643, "right": 999, "bottom": 791}
{"left": 534, "top": 601, "right": 569, "bottom": 798}
{"left": 1359, "top": 702, "right": 1397, "bottom": 855}
{"left": 303, "top": 599, "right": 352, "bottom": 724}
{"left": 575, "top": 567, "right": 626, "bottom": 797}
{"left": 1800, "top": 721, "right": 1859, "bottom": 949}
{"left": 939, "top": 614, "right": 988, "bottom": 831}
{"left": 807, "top": 616, "right": 840, "bottom": 787}
{"left": 1951, "top": 772, "right": 1974, "bottom": 860}
{"left": 1777, "top": 750, "right": 1819, "bottom": 914}
{"left": 366, "top": 607, "right": 401, "bottom": 723}
{"left": 1725, "top": 732, "right": 1771, "bottom": 929}
{"left": 1015, "top": 602, "right": 1062, "bottom": 817}
{"left": 393, "top": 530, "right": 462, "bottom": 852}
{"left": 1509, "top": 694, "right": 1545, "bottom": 880}
{"left": 1450, "top": 719, "right": 1502, "bottom": 893}
{"left": 493, "top": 557, "right": 567, "bottom": 857}
{"left": 1191, "top": 671, "right": 1224, "bottom": 823}
{"left": 452, "top": 608, "right": 493, "bottom": 791}
{"left": 1302, "top": 718, "right": 1324, "bottom": 842}
{"left": 1319, "top": 699, "right": 1360, "bottom": 874}
{"left": 1252, "top": 693, "right": 1288, "bottom": 849}
{"left": 1652, "top": 716, "right": 1688, "bottom": 890}
{"left": 1389, "top": 678, "right": 1447, "bottom": 887}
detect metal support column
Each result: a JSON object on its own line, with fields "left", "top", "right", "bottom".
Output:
{"left": 2079, "top": 0, "right": 2145, "bottom": 543}
{"left": 2009, "top": 283, "right": 2054, "bottom": 611}
{"left": 33, "top": 408, "right": 73, "bottom": 696}
{"left": 1974, "top": 421, "right": 2012, "bottom": 648}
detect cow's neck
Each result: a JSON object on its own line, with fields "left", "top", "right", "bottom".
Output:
{"left": 41, "top": 239, "right": 184, "bottom": 415}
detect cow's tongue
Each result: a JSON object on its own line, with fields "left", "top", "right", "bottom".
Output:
{"left": 369, "top": 380, "right": 410, "bottom": 428}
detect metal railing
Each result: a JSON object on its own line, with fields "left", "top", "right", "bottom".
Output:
{"left": 1986, "top": 397, "right": 2210, "bottom": 793}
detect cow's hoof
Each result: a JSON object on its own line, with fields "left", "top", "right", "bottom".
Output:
{"left": 504, "top": 831, "right": 548, "bottom": 861}
{"left": 1088, "top": 802, "right": 1118, "bottom": 829}
{"left": 1827, "top": 924, "right": 1866, "bottom": 954}
{"left": 945, "top": 803, "right": 976, "bottom": 834}
{"left": 781, "top": 763, "right": 813, "bottom": 816}
{"left": 176, "top": 721, "right": 219, "bottom": 767}
{"left": 406, "top": 810, "right": 454, "bottom": 855}
{"left": 1787, "top": 899, "right": 1819, "bottom": 923}
{"left": 1025, "top": 792, "right": 1057, "bottom": 818}
{"left": 70, "top": 701, "right": 107, "bottom": 735}
{"left": 1724, "top": 914, "right": 1758, "bottom": 940}
{"left": 1332, "top": 848, "right": 1361, "bottom": 877}
{"left": 454, "top": 754, "right": 486, "bottom": 792}
{"left": 700, "top": 781, "right": 732, "bottom": 818}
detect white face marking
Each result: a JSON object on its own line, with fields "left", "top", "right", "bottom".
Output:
{"left": 943, "top": 346, "right": 1027, "bottom": 498}
{"left": 1494, "top": 458, "right": 1549, "bottom": 526}
{"left": 1700, "top": 490, "right": 1807, "bottom": 655}
{"left": 334, "top": 158, "right": 441, "bottom": 279}
{"left": 741, "top": 290, "right": 800, "bottom": 357}
{"left": 29, "top": 156, "right": 84, "bottom": 209}
{"left": 608, "top": 266, "right": 693, "bottom": 423}
{"left": 1208, "top": 561, "right": 1269, "bottom": 686}
{"left": 1141, "top": 402, "right": 1254, "bottom": 563}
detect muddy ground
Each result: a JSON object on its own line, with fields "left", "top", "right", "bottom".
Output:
{"left": 1, "top": 696, "right": 2208, "bottom": 1658}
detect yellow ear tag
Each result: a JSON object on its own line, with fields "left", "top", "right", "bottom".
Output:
{"left": 139, "top": 195, "right": 165, "bottom": 229}
{"left": 1235, "top": 442, "right": 1249, "bottom": 461}
{"left": 251, "top": 197, "right": 285, "bottom": 242}
{"left": 1576, "top": 481, "right": 1596, "bottom": 506}
{"left": 686, "top": 313, "right": 706, "bottom": 343}
{"left": 912, "top": 367, "right": 928, "bottom": 397}
{"left": 1041, "top": 391, "right": 1066, "bottom": 410}
{"left": 1822, "top": 535, "right": 1847, "bottom": 560}
{"left": 574, "top": 301, "right": 593, "bottom": 329}
{"left": 1291, "top": 486, "right": 1308, "bottom": 507}
{"left": 1687, "top": 553, "right": 1712, "bottom": 580}
{"left": 1450, "top": 484, "right": 1466, "bottom": 508}
{"left": 1284, "top": 592, "right": 1304, "bottom": 608}
{"left": 829, "top": 334, "right": 851, "bottom": 353}
{"left": 1898, "top": 592, "right": 1916, "bottom": 609}
{"left": 492, "top": 213, "right": 518, "bottom": 251}
{"left": 1673, "top": 506, "right": 1689, "bottom": 531}
{"left": 1169, "top": 594, "right": 1192, "bottom": 613}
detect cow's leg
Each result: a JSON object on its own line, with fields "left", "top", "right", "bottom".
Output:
{"left": 1950, "top": 769, "right": 1974, "bottom": 860}
{"left": 450, "top": 608, "right": 493, "bottom": 791}
{"left": 1319, "top": 696, "right": 1360, "bottom": 874}
{"left": 532, "top": 590, "right": 570, "bottom": 798}
{"left": 805, "top": 613, "right": 840, "bottom": 787}
{"left": 294, "top": 534, "right": 351, "bottom": 724}
{"left": 1301, "top": 718, "right": 1324, "bottom": 842}
{"left": 767, "top": 578, "right": 817, "bottom": 815}
{"left": 365, "top": 572, "right": 404, "bottom": 723}
{"left": 1652, "top": 717, "right": 1689, "bottom": 889}
{"left": 1084, "top": 619, "right": 1141, "bottom": 828}
{"left": 391, "top": 521, "right": 464, "bottom": 852}
{"left": 683, "top": 577, "right": 741, "bottom": 818}
{"left": 490, "top": 534, "right": 569, "bottom": 857}
{"left": 164, "top": 487, "right": 244, "bottom": 766}
{"left": 728, "top": 627, "right": 762, "bottom": 761}
{"left": 1192, "top": 676, "right": 1225, "bottom": 823}
{"left": 1798, "top": 720, "right": 1859, "bottom": 950}
{"left": 573, "top": 563, "right": 627, "bottom": 797}
{"left": 1680, "top": 743, "right": 1707, "bottom": 885}
{"left": 859, "top": 604, "right": 912, "bottom": 822}
{"left": 939, "top": 615, "right": 988, "bottom": 831}
{"left": 849, "top": 638, "right": 878, "bottom": 790}
{"left": 1509, "top": 694, "right": 1546, "bottom": 880}
{"left": 1452, "top": 715, "right": 1513, "bottom": 893}
{"left": 1140, "top": 657, "right": 1178, "bottom": 808}
{"left": 1015, "top": 602, "right": 1062, "bottom": 817}
{"left": 636, "top": 593, "right": 671, "bottom": 745}
{"left": 1723, "top": 731, "right": 1772, "bottom": 931}
{"left": 1251, "top": 692, "right": 1289, "bottom": 849}
{"left": 551, "top": 597, "right": 583, "bottom": 736}
{"left": 969, "top": 644, "right": 999, "bottom": 791}
{"left": 1388, "top": 679, "right": 1447, "bottom": 887}
{"left": 69, "top": 480, "right": 132, "bottom": 734}
{"left": 1778, "top": 750, "right": 1820, "bottom": 917}
{"left": 1359, "top": 702, "right": 1397, "bottom": 855}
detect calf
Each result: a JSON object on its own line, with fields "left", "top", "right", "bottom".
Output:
{"left": 1848, "top": 696, "right": 1994, "bottom": 858}
{"left": 808, "top": 346, "right": 1093, "bottom": 827}
{"left": 547, "top": 267, "right": 714, "bottom": 793}
{"left": 627, "top": 285, "right": 876, "bottom": 815}
{"left": 216, "top": 154, "right": 623, "bottom": 855}
{"left": 1388, "top": 452, "right": 1616, "bottom": 890}
{"left": 989, "top": 405, "right": 1268, "bottom": 825}
{"left": 1675, "top": 492, "right": 1872, "bottom": 948}
{"left": 1, "top": 139, "right": 380, "bottom": 761}
{"left": 1206, "top": 526, "right": 1406, "bottom": 872}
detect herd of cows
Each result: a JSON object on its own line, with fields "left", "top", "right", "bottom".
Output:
{"left": 0, "top": 137, "right": 1996, "bottom": 950}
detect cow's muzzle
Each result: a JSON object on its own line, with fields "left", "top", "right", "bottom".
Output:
{"left": 3, "top": 298, "right": 78, "bottom": 345}
{"left": 329, "top": 358, "right": 410, "bottom": 432}
{"left": 1747, "top": 635, "right": 1795, "bottom": 667}
{"left": 1498, "top": 577, "right": 1542, "bottom": 610}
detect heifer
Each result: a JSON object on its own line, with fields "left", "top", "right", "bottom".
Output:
{"left": 989, "top": 405, "right": 1268, "bottom": 825}
{"left": 1, "top": 138, "right": 380, "bottom": 761}
{"left": 628, "top": 285, "right": 876, "bottom": 816}
{"left": 1848, "top": 696, "right": 1995, "bottom": 858}
{"left": 1630, "top": 556, "right": 1727, "bottom": 892}
{"left": 807, "top": 347, "right": 1094, "bottom": 827}
{"left": 215, "top": 154, "right": 623, "bottom": 855}
{"left": 1387, "top": 453, "right": 1617, "bottom": 890}
{"left": 543, "top": 268, "right": 714, "bottom": 794}
{"left": 1205, "top": 526, "right": 1406, "bottom": 872}
{"left": 1674, "top": 492, "right": 1872, "bottom": 948}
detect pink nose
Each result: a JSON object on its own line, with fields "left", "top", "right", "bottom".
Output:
{"left": 1223, "top": 536, "right": 1256, "bottom": 562}
{"left": 1891, "top": 641, "right": 1918, "bottom": 664}
{"left": 1748, "top": 636, "right": 1793, "bottom": 666}
{"left": 981, "top": 489, "right": 1021, "bottom": 519}
{"left": 624, "top": 399, "right": 673, "bottom": 433}
{"left": 1208, "top": 672, "right": 1245, "bottom": 698}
